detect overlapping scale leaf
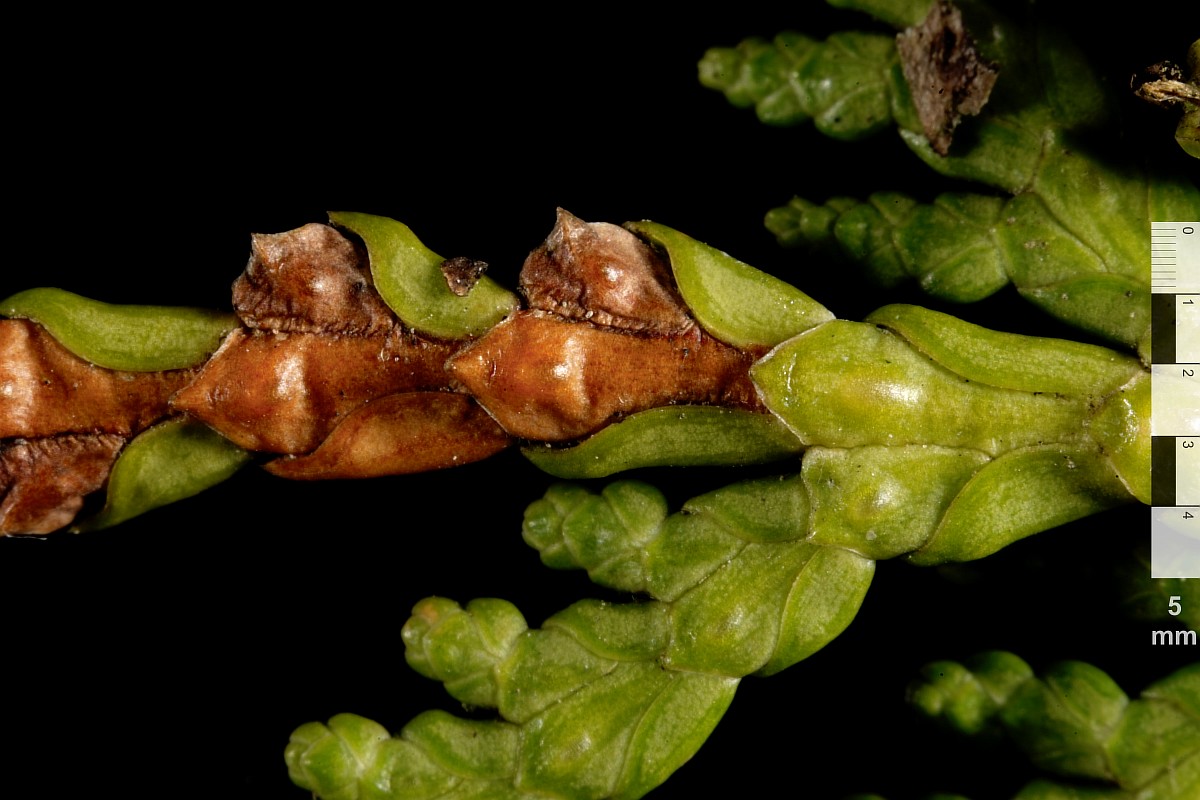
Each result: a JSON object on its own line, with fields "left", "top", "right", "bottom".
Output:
{"left": 1106, "top": 664, "right": 1200, "bottom": 790}
{"left": 803, "top": 445, "right": 988, "bottom": 560}
{"left": 769, "top": 191, "right": 1010, "bottom": 303}
{"left": 699, "top": 30, "right": 908, "bottom": 138}
{"left": 79, "top": 417, "right": 250, "bottom": 532}
{"left": 908, "top": 651, "right": 1035, "bottom": 735}
{"left": 664, "top": 540, "right": 827, "bottom": 675}
{"left": 516, "top": 663, "right": 705, "bottom": 799}
{"left": 329, "top": 211, "right": 518, "bottom": 340}
{"left": 286, "top": 714, "right": 392, "bottom": 800}
{"left": 1016, "top": 664, "right": 1131, "bottom": 779}
{"left": 911, "top": 656, "right": 1200, "bottom": 794}
{"left": 394, "top": 596, "right": 739, "bottom": 800}
{"left": 1, "top": 287, "right": 236, "bottom": 371}
{"left": 910, "top": 445, "right": 1131, "bottom": 565}
{"left": 523, "top": 477, "right": 872, "bottom": 674}
{"left": 285, "top": 711, "right": 531, "bottom": 800}
{"left": 521, "top": 481, "right": 666, "bottom": 591}
{"left": 627, "top": 220, "right": 832, "bottom": 348}
{"left": 498, "top": 627, "right": 620, "bottom": 724}
{"left": 679, "top": 473, "right": 810, "bottom": 544}
{"left": 753, "top": 319, "right": 1092, "bottom": 456}
{"left": 865, "top": 304, "right": 1142, "bottom": 395}
{"left": 522, "top": 406, "right": 804, "bottom": 480}
{"left": 401, "top": 598, "right": 528, "bottom": 709}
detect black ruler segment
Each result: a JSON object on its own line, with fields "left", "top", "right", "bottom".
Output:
{"left": 1152, "top": 436, "right": 1177, "bottom": 508}
{"left": 1151, "top": 292, "right": 1177, "bottom": 365}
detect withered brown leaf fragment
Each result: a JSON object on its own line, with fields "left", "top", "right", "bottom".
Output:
{"left": 170, "top": 328, "right": 460, "bottom": 454}
{"left": 897, "top": 0, "right": 999, "bottom": 156}
{"left": 263, "top": 393, "right": 510, "bottom": 479}
{"left": 0, "top": 319, "right": 196, "bottom": 439}
{"left": 448, "top": 311, "right": 761, "bottom": 442}
{"left": 0, "top": 434, "right": 124, "bottom": 534}
{"left": 521, "top": 209, "right": 695, "bottom": 335}
{"left": 1135, "top": 61, "right": 1190, "bottom": 105}
{"left": 441, "top": 257, "right": 490, "bottom": 297}
{"left": 234, "top": 223, "right": 396, "bottom": 335}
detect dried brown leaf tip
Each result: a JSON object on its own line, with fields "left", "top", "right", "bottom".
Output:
{"left": 1135, "top": 61, "right": 1191, "bottom": 104}
{"left": 234, "top": 223, "right": 395, "bottom": 336}
{"left": 1, "top": 435, "right": 124, "bottom": 534}
{"left": 1134, "top": 41, "right": 1200, "bottom": 109}
{"left": 441, "top": 257, "right": 490, "bottom": 297}
{"left": 521, "top": 208, "right": 694, "bottom": 335}
{"left": 0, "top": 434, "right": 125, "bottom": 534}
{"left": 1133, "top": 47, "right": 1200, "bottom": 159}
{"left": 897, "top": 0, "right": 999, "bottom": 155}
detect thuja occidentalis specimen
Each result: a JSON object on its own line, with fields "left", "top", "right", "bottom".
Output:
{"left": 1, "top": 208, "right": 1148, "bottom": 542}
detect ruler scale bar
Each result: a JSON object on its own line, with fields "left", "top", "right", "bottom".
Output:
{"left": 1151, "top": 221, "right": 1200, "bottom": 578}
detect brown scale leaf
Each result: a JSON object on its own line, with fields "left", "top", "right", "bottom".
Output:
{"left": 264, "top": 392, "right": 510, "bottom": 479}
{"left": 897, "top": 0, "right": 999, "bottom": 156}
{"left": 520, "top": 208, "right": 695, "bottom": 335}
{"left": 0, "top": 319, "right": 194, "bottom": 440}
{"left": 171, "top": 328, "right": 459, "bottom": 455}
{"left": 0, "top": 434, "right": 125, "bottom": 534}
{"left": 234, "top": 223, "right": 397, "bottom": 335}
{"left": 448, "top": 311, "right": 762, "bottom": 442}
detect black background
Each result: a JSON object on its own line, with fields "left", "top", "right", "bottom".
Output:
{"left": 2, "top": 4, "right": 1197, "bottom": 799}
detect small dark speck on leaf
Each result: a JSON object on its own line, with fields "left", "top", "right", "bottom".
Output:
{"left": 896, "top": 0, "right": 999, "bottom": 156}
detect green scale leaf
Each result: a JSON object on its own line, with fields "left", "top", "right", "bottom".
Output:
{"left": 910, "top": 655, "right": 1200, "bottom": 798}
{"left": 698, "top": 30, "right": 910, "bottom": 138}
{"left": 78, "top": 418, "right": 250, "bottom": 532}
{"left": 627, "top": 219, "right": 832, "bottom": 349}
{"left": 522, "top": 406, "right": 804, "bottom": 479}
{"left": 1, "top": 287, "right": 236, "bottom": 371}
{"left": 329, "top": 211, "right": 519, "bottom": 340}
